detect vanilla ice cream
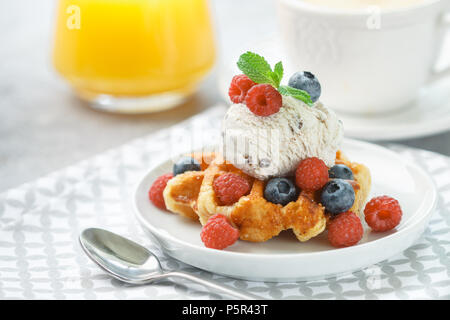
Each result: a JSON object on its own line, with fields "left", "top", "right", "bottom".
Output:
{"left": 221, "top": 95, "right": 343, "bottom": 180}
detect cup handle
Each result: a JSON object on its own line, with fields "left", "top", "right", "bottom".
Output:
{"left": 428, "top": 12, "right": 450, "bottom": 83}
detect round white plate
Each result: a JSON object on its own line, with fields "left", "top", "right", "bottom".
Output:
{"left": 134, "top": 139, "right": 437, "bottom": 282}
{"left": 217, "top": 37, "right": 450, "bottom": 141}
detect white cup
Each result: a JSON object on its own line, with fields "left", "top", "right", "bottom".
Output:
{"left": 276, "top": 0, "right": 450, "bottom": 114}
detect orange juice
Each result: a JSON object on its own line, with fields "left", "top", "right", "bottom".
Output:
{"left": 53, "top": 0, "right": 215, "bottom": 112}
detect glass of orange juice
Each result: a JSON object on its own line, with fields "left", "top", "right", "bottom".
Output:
{"left": 52, "top": 0, "right": 216, "bottom": 113}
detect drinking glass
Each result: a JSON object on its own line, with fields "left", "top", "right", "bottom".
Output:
{"left": 53, "top": 0, "right": 216, "bottom": 113}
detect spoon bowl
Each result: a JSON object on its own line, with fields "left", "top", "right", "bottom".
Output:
{"left": 80, "top": 228, "right": 164, "bottom": 284}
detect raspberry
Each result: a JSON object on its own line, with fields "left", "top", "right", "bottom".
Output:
{"left": 228, "top": 74, "right": 256, "bottom": 103}
{"left": 200, "top": 214, "right": 240, "bottom": 249}
{"left": 364, "top": 196, "right": 402, "bottom": 232}
{"left": 148, "top": 173, "right": 173, "bottom": 210}
{"left": 328, "top": 211, "right": 363, "bottom": 248}
{"left": 245, "top": 84, "right": 282, "bottom": 116}
{"left": 295, "top": 157, "right": 329, "bottom": 191}
{"left": 213, "top": 173, "right": 251, "bottom": 205}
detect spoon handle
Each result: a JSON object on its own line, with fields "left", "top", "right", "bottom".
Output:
{"left": 166, "top": 271, "right": 264, "bottom": 300}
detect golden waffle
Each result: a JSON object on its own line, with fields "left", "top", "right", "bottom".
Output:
{"left": 163, "top": 152, "right": 214, "bottom": 220}
{"left": 163, "top": 152, "right": 371, "bottom": 242}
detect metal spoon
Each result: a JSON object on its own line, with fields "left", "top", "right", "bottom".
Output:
{"left": 79, "top": 228, "right": 262, "bottom": 300}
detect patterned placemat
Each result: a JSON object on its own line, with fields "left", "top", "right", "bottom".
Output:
{"left": 1, "top": 105, "right": 449, "bottom": 300}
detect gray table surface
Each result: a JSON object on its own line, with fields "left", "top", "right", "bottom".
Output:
{"left": 1, "top": 0, "right": 449, "bottom": 193}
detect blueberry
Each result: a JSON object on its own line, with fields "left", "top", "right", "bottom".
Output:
{"left": 173, "top": 157, "right": 201, "bottom": 176}
{"left": 329, "top": 164, "right": 354, "bottom": 180}
{"left": 320, "top": 179, "right": 355, "bottom": 215}
{"left": 288, "top": 71, "right": 321, "bottom": 102}
{"left": 264, "top": 178, "right": 298, "bottom": 206}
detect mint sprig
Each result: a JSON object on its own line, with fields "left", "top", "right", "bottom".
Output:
{"left": 236, "top": 51, "right": 313, "bottom": 107}
{"left": 237, "top": 52, "right": 282, "bottom": 88}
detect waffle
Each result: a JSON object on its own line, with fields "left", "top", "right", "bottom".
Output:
{"left": 163, "top": 152, "right": 371, "bottom": 242}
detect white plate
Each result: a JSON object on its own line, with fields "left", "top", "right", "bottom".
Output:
{"left": 217, "top": 37, "right": 450, "bottom": 141}
{"left": 134, "top": 139, "right": 437, "bottom": 282}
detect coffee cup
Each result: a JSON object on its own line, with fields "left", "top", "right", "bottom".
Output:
{"left": 276, "top": 0, "right": 450, "bottom": 114}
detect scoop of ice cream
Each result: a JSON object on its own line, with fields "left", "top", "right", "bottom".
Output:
{"left": 221, "top": 95, "right": 344, "bottom": 180}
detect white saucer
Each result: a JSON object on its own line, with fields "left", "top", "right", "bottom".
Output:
{"left": 217, "top": 37, "right": 450, "bottom": 141}
{"left": 133, "top": 139, "right": 437, "bottom": 282}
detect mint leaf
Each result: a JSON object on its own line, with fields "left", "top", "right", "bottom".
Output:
{"left": 278, "top": 85, "right": 314, "bottom": 106}
{"left": 237, "top": 51, "right": 278, "bottom": 87}
{"left": 272, "top": 61, "right": 283, "bottom": 87}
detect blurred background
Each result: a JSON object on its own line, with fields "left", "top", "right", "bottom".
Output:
{"left": 1, "top": 0, "right": 449, "bottom": 192}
